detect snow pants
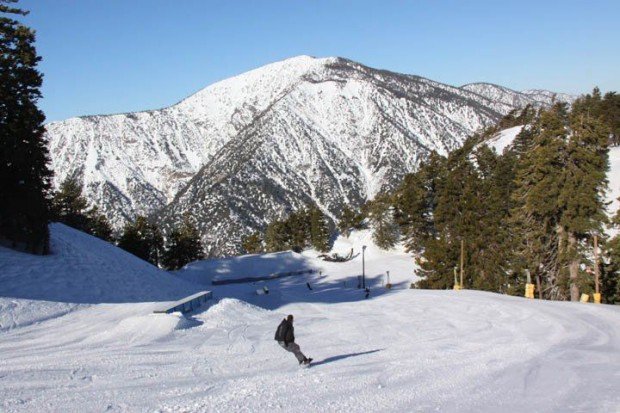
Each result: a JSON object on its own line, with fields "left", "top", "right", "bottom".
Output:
{"left": 278, "top": 341, "right": 306, "bottom": 363}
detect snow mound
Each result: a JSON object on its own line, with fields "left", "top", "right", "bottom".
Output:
{"left": 84, "top": 312, "right": 193, "bottom": 346}
{"left": 0, "top": 223, "right": 199, "bottom": 330}
{"left": 174, "top": 250, "right": 315, "bottom": 285}
{"left": 199, "top": 298, "right": 269, "bottom": 329}
{"left": 0, "top": 223, "right": 198, "bottom": 304}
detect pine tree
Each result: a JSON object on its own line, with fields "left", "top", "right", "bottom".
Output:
{"left": 394, "top": 152, "right": 444, "bottom": 255}
{"left": 309, "top": 206, "right": 330, "bottom": 252}
{"left": 51, "top": 176, "right": 89, "bottom": 230}
{"left": 510, "top": 105, "right": 569, "bottom": 299}
{"left": 50, "top": 177, "right": 114, "bottom": 242}
{"left": 416, "top": 234, "right": 457, "bottom": 289}
{"left": 241, "top": 232, "right": 263, "bottom": 254}
{"left": 366, "top": 194, "right": 400, "bottom": 250}
{"left": 288, "top": 207, "right": 311, "bottom": 251}
{"left": 162, "top": 220, "right": 204, "bottom": 270}
{"left": 264, "top": 219, "right": 291, "bottom": 252}
{"left": 602, "top": 236, "right": 620, "bottom": 304}
{"left": 85, "top": 206, "right": 113, "bottom": 241}
{"left": 118, "top": 216, "right": 164, "bottom": 266}
{"left": 558, "top": 112, "right": 609, "bottom": 300}
{"left": 0, "top": 1, "right": 52, "bottom": 254}
{"left": 337, "top": 206, "right": 365, "bottom": 237}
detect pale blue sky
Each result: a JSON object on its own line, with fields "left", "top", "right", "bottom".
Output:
{"left": 18, "top": 0, "right": 620, "bottom": 122}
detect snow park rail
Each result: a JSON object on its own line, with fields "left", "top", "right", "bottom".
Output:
{"left": 153, "top": 291, "right": 213, "bottom": 314}
{"left": 211, "top": 269, "right": 317, "bottom": 285}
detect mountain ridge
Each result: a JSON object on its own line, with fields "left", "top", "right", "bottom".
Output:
{"left": 45, "top": 55, "right": 574, "bottom": 255}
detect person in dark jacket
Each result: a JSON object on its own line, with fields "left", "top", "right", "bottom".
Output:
{"left": 274, "top": 314, "right": 311, "bottom": 365}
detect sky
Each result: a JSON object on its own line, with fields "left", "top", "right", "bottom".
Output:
{"left": 17, "top": 0, "right": 620, "bottom": 122}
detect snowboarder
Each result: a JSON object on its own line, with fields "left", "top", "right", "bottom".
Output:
{"left": 274, "top": 314, "right": 312, "bottom": 365}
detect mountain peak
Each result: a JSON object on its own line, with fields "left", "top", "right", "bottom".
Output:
{"left": 45, "top": 56, "right": 569, "bottom": 254}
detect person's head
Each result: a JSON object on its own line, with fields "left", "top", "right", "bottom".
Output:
{"left": 287, "top": 314, "right": 294, "bottom": 323}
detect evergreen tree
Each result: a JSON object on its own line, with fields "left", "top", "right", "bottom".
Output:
{"left": 288, "top": 207, "right": 311, "bottom": 251}
{"left": 51, "top": 176, "right": 89, "bottom": 230}
{"left": 412, "top": 139, "right": 516, "bottom": 292}
{"left": 394, "top": 152, "right": 444, "bottom": 255}
{"left": 416, "top": 234, "right": 457, "bottom": 289}
{"left": 85, "top": 206, "right": 113, "bottom": 242}
{"left": 337, "top": 206, "right": 365, "bottom": 237}
{"left": 241, "top": 232, "right": 263, "bottom": 254}
{"left": 118, "top": 216, "right": 164, "bottom": 266}
{"left": 264, "top": 219, "right": 291, "bottom": 252}
{"left": 0, "top": 1, "right": 52, "bottom": 253}
{"left": 558, "top": 112, "right": 609, "bottom": 300}
{"left": 366, "top": 194, "right": 400, "bottom": 250}
{"left": 431, "top": 143, "right": 486, "bottom": 289}
{"left": 510, "top": 105, "right": 569, "bottom": 299}
{"left": 51, "top": 177, "right": 114, "bottom": 241}
{"left": 572, "top": 88, "right": 620, "bottom": 145}
{"left": 309, "top": 206, "right": 330, "bottom": 252}
{"left": 602, "top": 236, "right": 620, "bottom": 304}
{"left": 162, "top": 220, "right": 204, "bottom": 270}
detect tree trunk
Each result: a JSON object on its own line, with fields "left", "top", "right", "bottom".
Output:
{"left": 568, "top": 232, "right": 580, "bottom": 301}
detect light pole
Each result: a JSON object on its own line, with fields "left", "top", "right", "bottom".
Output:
{"left": 362, "top": 245, "right": 367, "bottom": 289}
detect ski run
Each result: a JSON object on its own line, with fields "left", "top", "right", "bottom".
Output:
{"left": 1, "top": 224, "right": 619, "bottom": 412}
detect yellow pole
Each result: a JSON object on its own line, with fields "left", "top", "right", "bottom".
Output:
{"left": 460, "top": 239, "right": 464, "bottom": 289}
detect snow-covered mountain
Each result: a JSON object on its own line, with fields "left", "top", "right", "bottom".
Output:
{"left": 46, "top": 55, "right": 573, "bottom": 254}
{"left": 461, "top": 83, "right": 574, "bottom": 108}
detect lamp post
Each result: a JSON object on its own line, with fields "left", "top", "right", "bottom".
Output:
{"left": 362, "top": 245, "right": 367, "bottom": 289}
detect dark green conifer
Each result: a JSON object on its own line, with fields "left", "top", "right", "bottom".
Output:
{"left": 51, "top": 177, "right": 89, "bottom": 230}
{"left": 118, "top": 216, "right": 164, "bottom": 266}
{"left": 288, "top": 207, "right": 311, "bottom": 250}
{"left": 85, "top": 206, "right": 114, "bottom": 242}
{"left": 559, "top": 111, "right": 609, "bottom": 300}
{"left": 0, "top": 1, "right": 52, "bottom": 253}
{"left": 394, "top": 152, "right": 444, "bottom": 255}
{"left": 264, "top": 219, "right": 291, "bottom": 252}
{"left": 310, "top": 207, "right": 331, "bottom": 252}
{"left": 337, "top": 206, "right": 365, "bottom": 237}
{"left": 366, "top": 194, "right": 400, "bottom": 250}
{"left": 162, "top": 220, "right": 204, "bottom": 270}
{"left": 510, "top": 105, "right": 569, "bottom": 299}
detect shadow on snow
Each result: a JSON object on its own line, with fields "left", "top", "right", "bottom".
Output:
{"left": 311, "top": 349, "right": 384, "bottom": 367}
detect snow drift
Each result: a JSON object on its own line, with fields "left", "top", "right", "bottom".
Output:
{"left": 0, "top": 223, "right": 199, "bottom": 330}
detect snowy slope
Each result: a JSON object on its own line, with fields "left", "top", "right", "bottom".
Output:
{"left": 462, "top": 83, "right": 574, "bottom": 108}
{"left": 46, "top": 56, "right": 569, "bottom": 254}
{"left": 483, "top": 125, "right": 524, "bottom": 154}
{"left": 1, "top": 229, "right": 619, "bottom": 412}
{"left": 0, "top": 223, "right": 199, "bottom": 331}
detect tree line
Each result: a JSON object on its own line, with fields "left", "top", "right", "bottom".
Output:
{"left": 50, "top": 176, "right": 203, "bottom": 270}
{"left": 244, "top": 198, "right": 402, "bottom": 254}
{"left": 374, "top": 93, "right": 620, "bottom": 303}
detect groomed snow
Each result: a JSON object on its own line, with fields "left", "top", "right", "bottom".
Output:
{"left": 0, "top": 226, "right": 619, "bottom": 412}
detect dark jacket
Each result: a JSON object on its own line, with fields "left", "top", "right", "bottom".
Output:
{"left": 274, "top": 319, "right": 295, "bottom": 345}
